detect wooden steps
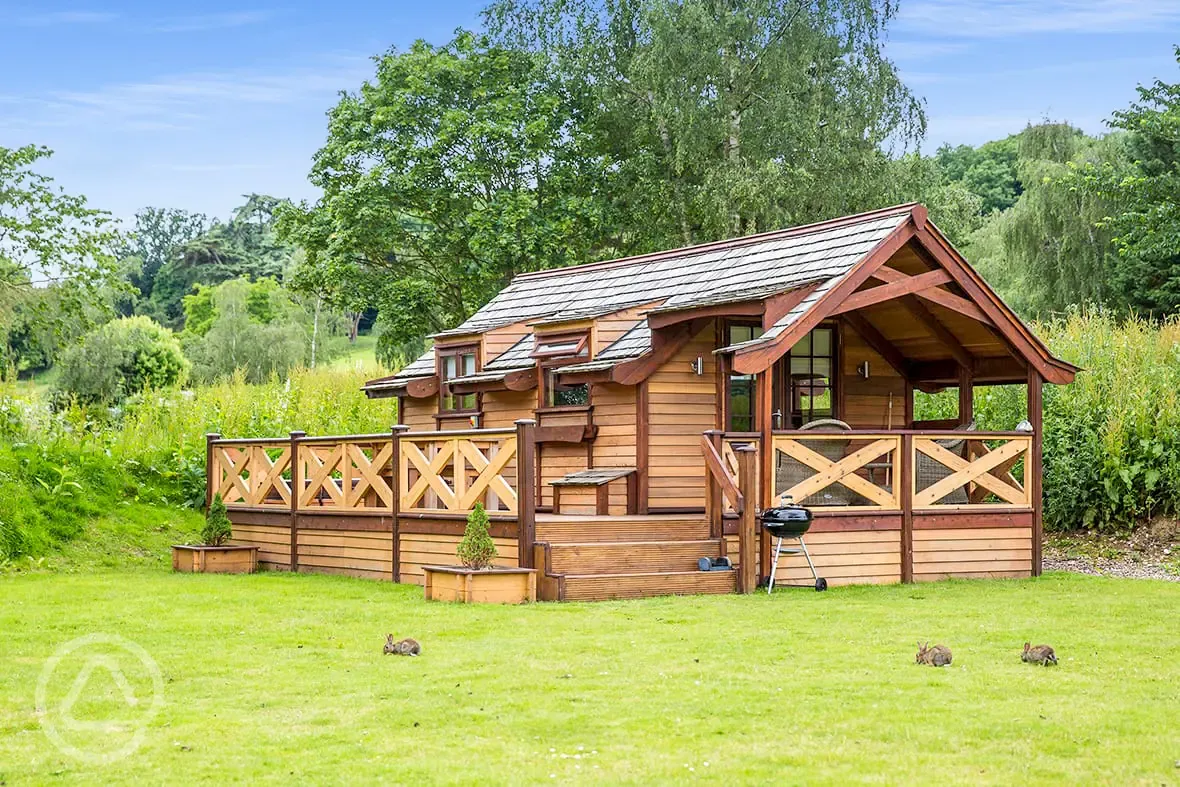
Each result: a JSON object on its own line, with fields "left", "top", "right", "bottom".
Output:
{"left": 561, "top": 570, "right": 736, "bottom": 601}
{"left": 536, "top": 514, "right": 711, "bottom": 543}
{"left": 548, "top": 540, "right": 721, "bottom": 575}
{"left": 534, "top": 513, "right": 736, "bottom": 601}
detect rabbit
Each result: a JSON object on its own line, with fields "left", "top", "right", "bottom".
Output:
{"left": 915, "top": 641, "right": 952, "bottom": 667}
{"left": 384, "top": 635, "right": 421, "bottom": 656}
{"left": 1022, "top": 642, "right": 1057, "bottom": 666}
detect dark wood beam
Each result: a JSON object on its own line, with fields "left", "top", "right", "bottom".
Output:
{"left": 842, "top": 312, "right": 912, "bottom": 379}
{"left": 647, "top": 300, "right": 762, "bottom": 331}
{"left": 958, "top": 364, "right": 973, "bottom": 425}
{"left": 869, "top": 265, "right": 991, "bottom": 324}
{"left": 762, "top": 282, "right": 821, "bottom": 330}
{"left": 901, "top": 295, "right": 974, "bottom": 371}
{"left": 911, "top": 356, "right": 1026, "bottom": 384}
{"left": 612, "top": 319, "right": 704, "bottom": 385}
{"left": 828, "top": 269, "right": 952, "bottom": 316}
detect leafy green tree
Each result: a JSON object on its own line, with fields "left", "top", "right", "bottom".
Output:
{"left": 1070, "top": 48, "right": 1180, "bottom": 314}
{"left": 934, "top": 135, "right": 1021, "bottom": 213}
{"left": 0, "top": 144, "right": 126, "bottom": 334}
{"left": 146, "top": 195, "right": 295, "bottom": 327}
{"left": 487, "top": 0, "right": 925, "bottom": 244}
{"left": 183, "top": 278, "right": 310, "bottom": 383}
{"left": 121, "top": 207, "right": 208, "bottom": 303}
{"left": 281, "top": 32, "right": 613, "bottom": 350}
{"left": 55, "top": 316, "right": 189, "bottom": 405}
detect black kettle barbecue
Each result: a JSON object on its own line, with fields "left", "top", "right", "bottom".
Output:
{"left": 761, "top": 499, "right": 827, "bottom": 592}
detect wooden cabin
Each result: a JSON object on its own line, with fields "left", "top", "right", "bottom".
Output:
{"left": 212, "top": 204, "right": 1076, "bottom": 601}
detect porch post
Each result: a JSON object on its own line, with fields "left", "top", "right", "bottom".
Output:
{"left": 289, "top": 430, "right": 305, "bottom": 573}
{"left": 958, "top": 365, "right": 974, "bottom": 424}
{"left": 735, "top": 445, "right": 758, "bottom": 593}
{"left": 901, "top": 433, "right": 914, "bottom": 583}
{"left": 515, "top": 419, "right": 538, "bottom": 569}
{"left": 205, "top": 432, "right": 220, "bottom": 510}
{"left": 703, "top": 429, "right": 725, "bottom": 540}
{"left": 1027, "top": 369, "right": 1044, "bottom": 577}
{"left": 757, "top": 367, "right": 774, "bottom": 586}
{"left": 390, "top": 425, "right": 410, "bottom": 582}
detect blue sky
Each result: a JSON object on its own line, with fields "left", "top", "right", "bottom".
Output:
{"left": 2, "top": 0, "right": 1178, "bottom": 224}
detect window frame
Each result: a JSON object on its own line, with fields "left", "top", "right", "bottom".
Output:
{"left": 780, "top": 322, "right": 840, "bottom": 428}
{"left": 436, "top": 343, "right": 481, "bottom": 414}
{"left": 723, "top": 320, "right": 762, "bottom": 433}
{"left": 533, "top": 329, "right": 594, "bottom": 412}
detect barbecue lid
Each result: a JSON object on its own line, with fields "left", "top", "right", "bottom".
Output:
{"left": 761, "top": 501, "right": 813, "bottom": 523}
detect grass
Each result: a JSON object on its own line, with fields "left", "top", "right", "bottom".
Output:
{"left": 1, "top": 570, "right": 1177, "bottom": 784}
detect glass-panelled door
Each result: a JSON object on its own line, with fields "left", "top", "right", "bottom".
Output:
{"left": 775, "top": 325, "right": 837, "bottom": 428}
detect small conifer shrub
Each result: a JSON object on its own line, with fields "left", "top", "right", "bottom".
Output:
{"left": 202, "top": 494, "right": 233, "bottom": 546}
{"left": 457, "top": 502, "right": 497, "bottom": 570}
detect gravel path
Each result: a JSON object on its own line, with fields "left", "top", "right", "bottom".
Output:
{"left": 1043, "top": 556, "right": 1179, "bottom": 582}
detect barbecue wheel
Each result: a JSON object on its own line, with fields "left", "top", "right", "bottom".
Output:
{"left": 814, "top": 578, "right": 828, "bottom": 592}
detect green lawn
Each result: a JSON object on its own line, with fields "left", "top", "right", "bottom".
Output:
{"left": 2, "top": 570, "right": 1176, "bottom": 784}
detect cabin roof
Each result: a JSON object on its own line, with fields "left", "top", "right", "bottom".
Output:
{"left": 366, "top": 203, "right": 1078, "bottom": 395}
{"left": 434, "top": 205, "right": 912, "bottom": 338}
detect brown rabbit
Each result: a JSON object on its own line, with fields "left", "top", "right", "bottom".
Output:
{"left": 1022, "top": 642, "right": 1057, "bottom": 666}
{"left": 915, "top": 641, "right": 952, "bottom": 667}
{"left": 384, "top": 635, "right": 421, "bottom": 656}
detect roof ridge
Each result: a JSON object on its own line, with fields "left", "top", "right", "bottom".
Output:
{"left": 513, "top": 203, "right": 919, "bottom": 283}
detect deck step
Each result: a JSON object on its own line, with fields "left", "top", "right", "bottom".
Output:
{"left": 547, "top": 540, "right": 722, "bottom": 575}
{"left": 536, "top": 515, "right": 711, "bottom": 543}
{"left": 561, "top": 570, "right": 737, "bottom": 601}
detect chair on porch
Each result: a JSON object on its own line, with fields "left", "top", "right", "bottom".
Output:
{"left": 774, "top": 418, "right": 858, "bottom": 506}
{"left": 914, "top": 420, "right": 977, "bottom": 505}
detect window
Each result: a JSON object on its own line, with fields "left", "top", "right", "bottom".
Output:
{"left": 533, "top": 333, "right": 589, "bottom": 359}
{"left": 785, "top": 326, "right": 835, "bottom": 427}
{"left": 439, "top": 347, "right": 477, "bottom": 412}
{"left": 726, "top": 323, "right": 762, "bottom": 431}
{"left": 546, "top": 369, "right": 590, "bottom": 407}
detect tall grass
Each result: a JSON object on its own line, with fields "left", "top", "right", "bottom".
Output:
{"left": 0, "top": 366, "right": 394, "bottom": 560}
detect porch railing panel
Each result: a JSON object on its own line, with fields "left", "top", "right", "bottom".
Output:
{"left": 912, "top": 434, "right": 1032, "bottom": 509}
{"left": 398, "top": 429, "right": 519, "bottom": 516}
{"left": 772, "top": 432, "right": 902, "bottom": 511}
{"left": 209, "top": 438, "right": 291, "bottom": 509}
{"left": 297, "top": 434, "right": 395, "bottom": 512}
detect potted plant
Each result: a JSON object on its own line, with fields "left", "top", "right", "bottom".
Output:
{"left": 172, "top": 494, "right": 258, "bottom": 574}
{"left": 422, "top": 503, "right": 537, "bottom": 603}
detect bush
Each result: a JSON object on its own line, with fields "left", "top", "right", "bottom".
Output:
{"left": 202, "top": 494, "right": 232, "bottom": 546}
{"left": 55, "top": 316, "right": 188, "bottom": 404}
{"left": 457, "top": 503, "right": 497, "bottom": 570}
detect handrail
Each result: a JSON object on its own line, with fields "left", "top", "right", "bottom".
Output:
{"left": 773, "top": 428, "right": 1032, "bottom": 438}
{"left": 700, "top": 435, "right": 744, "bottom": 514}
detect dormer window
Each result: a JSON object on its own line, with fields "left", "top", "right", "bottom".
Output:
{"left": 438, "top": 345, "right": 478, "bottom": 412}
{"left": 532, "top": 332, "right": 589, "bottom": 360}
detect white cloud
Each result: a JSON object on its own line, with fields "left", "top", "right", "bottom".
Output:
{"left": 148, "top": 10, "right": 276, "bottom": 34}
{"left": 3, "top": 56, "right": 371, "bottom": 134}
{"left": 898, "top": 0, "right": 1180, "bottom": 37}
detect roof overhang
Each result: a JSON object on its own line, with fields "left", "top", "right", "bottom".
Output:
{"left": 447, "top": 367, "right": 538, "bottom": 395}
{"left": 361, "top": 375, "right": 439, "bottom": 400}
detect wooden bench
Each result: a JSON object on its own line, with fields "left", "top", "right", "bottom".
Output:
{"left": 550, "top": 468, "right": 638, "bottom": 515}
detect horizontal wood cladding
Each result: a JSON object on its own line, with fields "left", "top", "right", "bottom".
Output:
{"left": 727, "top": 529, "right": 901, "bottom": 586}
{"left": 560, "top": 570, "right": 735, "bottom": 601}
{"left": 647, "top": 324, "right": 716, "bottom": 510}
{"left": 912, "top": 510, "right": 1033, "bottom": 529}
{"left": 912, "top": 526, "right": 1032, "bottom": 581}
{"left": 297, "top": 528, "right": 393, "bottom": 581}
{"left": 402, "top": 398, "right": 436, "bottom": 431}
{"left": 229, "top": 523, "right": 290, "bottom": 570}
{"left": 482, "top": 389, "right": 536, "bottom": 429}
{"left": 398, "top": 532, "right": 519, "bottom": 586}
{"left": 296, "top": 513, "right": 393, "bottom": 532}
{"left": 841, "top": 317, "right": 907, "bottom": 429}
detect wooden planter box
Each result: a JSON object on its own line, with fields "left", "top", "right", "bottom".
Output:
{"left": 422, "top": 565, "right": 537, "bottom": 604}
{"left": 172, "top": 545, "right": 258, "bottom": 574}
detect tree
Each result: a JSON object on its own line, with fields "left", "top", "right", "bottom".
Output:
{"left": 457, "top": 502, "right": 497, "bottom": 569}
{"left": 183, "top": 278, "right": 310, "bottom": 383}
{"left": 487, "top": 0, "right": 925, "bottom": 244}
{"left": 146, "top": 195, "right": 295, "bottom": 328}
{"left": 0, "top": 144, "right": 125, "bottom": 333}
{"left": 121, "top": 207, "right": 208, "bottom": 303}
{"left": 55, "top": 316, "right": 189, "bottom": 405}
{"left": 202, "top": 495, "right": 232, "bottom": 545}
{"left": 934, "top": 135, "right": 1022, "bottom": 213}
{"left": 1070, "top": 47, "right": 1180, "bottom": 314}
{"left": 279, "top": 31, "right": 619, "bottom": 350}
